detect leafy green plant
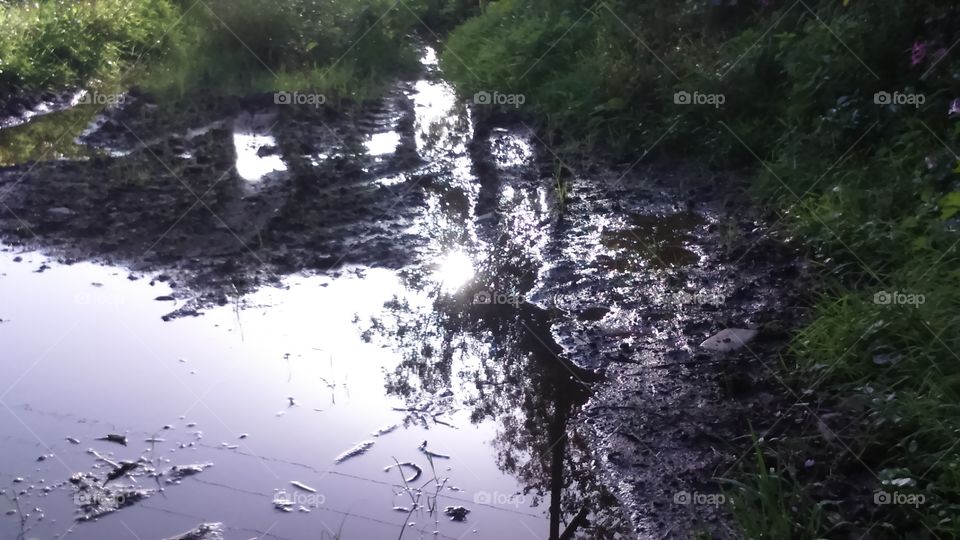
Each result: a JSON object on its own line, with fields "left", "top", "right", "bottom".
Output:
{"left": 723, "top": 440, "right": 826, "bottom": 539}
{"left": 0, "top": 0, "right": 182, "bottom": 95}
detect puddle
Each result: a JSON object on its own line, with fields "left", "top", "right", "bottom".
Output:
{"left": 0, "top": 90, "right": 87, "bottom": 131}
{"left": 0, "top": 249, "right": 552, "bottom": 539}
{"left": 599, "top": 211, "right": 705, "bottom": 269}
{"left": 0, "top": 104, "right": 103, "bottom": 166}
{"left": 0, "top": 45, "right": 624, "bottom": 539}
{"left": 364, "top": 131, "right": 402, "bottom": 157}
{"left": 410, "top": 80, "right": 469, "bottom": 161}
{"left": 232, "top": 112, "right": 287, "bottom": 182}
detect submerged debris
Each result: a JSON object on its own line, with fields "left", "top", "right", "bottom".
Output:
{"left": 70, "top": 472, "right": 153, "bottom": 521}
{"left": 86, "top": 448, "right": 120, "bottom": 468}
{"left": 372, "top": 423, "right": 398, "bottom": 437}
{"left": 165, "top": 463, "right": 213, "bottom": 484}
{"left": 384, "top": 461, "right": 423, "bottom": 483}
{"left": 418, "top": 440, "right": 450, "bottom": 459}
{"left": 164, "top": 522, "right": 225, "bottom": 540}
{"left": 272, "top": 491, "right": 295, "bottom": 513}
{"left": 96, "top": 434, "right": 128, "bottom": 446}
{"left": 444, "top": 505, "right": 470, "bottom": 522}
{"left": 104, "top": 462, "right": 139, "bottom": 485}
{"left": 289, "top": 481, "right": 316, "bottom": 493}
{"left": 334, "top": 440, "right": 375, "bottom": 463}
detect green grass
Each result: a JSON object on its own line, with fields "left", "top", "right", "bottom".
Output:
{"left": 723, "top": 440, "right": 826, "bottom": 540}
{"left": 144, "top": 0, "right": 424, "bottom": 100}
{"left": 0, "top": 0, "right": 473, "bottom": 102}
{"left": 0, "top": 0, "right": 182, "bottom": 96}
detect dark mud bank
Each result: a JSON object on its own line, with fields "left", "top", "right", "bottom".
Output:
{"left": 530, "top": 162, "right": 810, "bottom": 537}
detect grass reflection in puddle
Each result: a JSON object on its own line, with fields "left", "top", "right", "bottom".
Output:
{"left": 0, "top": 104, "right": 103, "bottom": 166}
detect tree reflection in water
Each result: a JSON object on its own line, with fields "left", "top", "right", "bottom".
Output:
{"left": 365, "top": 248, "right": 629, "bottom": 538}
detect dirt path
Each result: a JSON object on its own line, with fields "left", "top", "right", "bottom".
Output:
{"left": 0, "top": 48, "right": 806, "bottom": 539}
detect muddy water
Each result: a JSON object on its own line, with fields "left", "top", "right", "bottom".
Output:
{"left": 0, "top": 250, "right": 551, "bottom": 539}
{"left": 0, "top": 47, "right": 612, "bottom": 539}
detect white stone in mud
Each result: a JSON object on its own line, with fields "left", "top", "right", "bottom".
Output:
{"left": 700, "top": 328, "right": 758, "bottom": 352}
{"left": 46, "top": 207, "right": 76, "bottom": 220}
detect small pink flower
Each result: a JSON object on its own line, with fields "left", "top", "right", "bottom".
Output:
{"left": 911, "top": 41, "right": 928, "bottom": 67}
{"left": 949, "top": 98, "right": 960, "bottom": 117}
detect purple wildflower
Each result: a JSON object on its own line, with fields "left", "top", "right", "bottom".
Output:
{"left": 949, "top": 99, "right": 960, "bottom": 118}
{"left": 911, "top": 41, "right": 928, "bottom": 67}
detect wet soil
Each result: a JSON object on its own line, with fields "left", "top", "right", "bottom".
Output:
{"left": 0, "top": 47, "right": 809, "bottom": 539}
{"left": 0, "top": 86, "right": 429, "bottom": 318}
{"left": 532, "top": 164, "right": 811, "bottom": 537}
{"left": 0, "top": 90, "right": 87, "bottom": 131}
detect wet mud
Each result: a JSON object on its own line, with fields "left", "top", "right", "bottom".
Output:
{"left": 0, "top": 46, "right": 806, "bottom": 539}
{"left": 534, "top": 164, "right": 809, "bottom": 537}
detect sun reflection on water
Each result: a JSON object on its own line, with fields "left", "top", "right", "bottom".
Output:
{"left": 435, "top": 250, "right": 475, "bottom": 292}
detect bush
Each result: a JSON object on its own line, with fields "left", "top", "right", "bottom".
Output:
{"left": 0, "top": 0, "right": 182, "bottom": 95}
{"left": 0, "top": 0, "right": 470, "bottom": 100}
